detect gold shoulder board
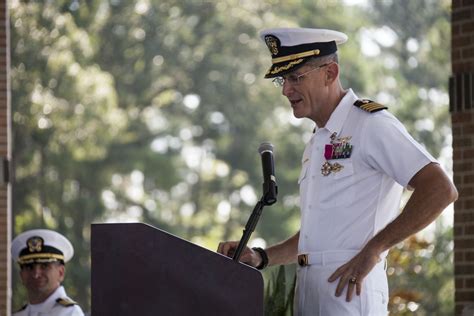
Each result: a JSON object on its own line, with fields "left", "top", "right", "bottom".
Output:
{"left": 56, "top": 297, "right": 77, "bottom": 307}
{"left": 353, "top": 99, "right": 388, "bottom": 113}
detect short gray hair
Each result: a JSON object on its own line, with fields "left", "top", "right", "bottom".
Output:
{"left": 306, "top": 53, "right": 339, "bottom": 67}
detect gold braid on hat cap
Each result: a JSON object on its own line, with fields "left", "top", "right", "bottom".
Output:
{"left": 267, "top": 59, "right": 305, "bottom": 75}
{"left": 272, "top": 49, "right": 321, "bottom": 64}
{"left": 18, "top": 253, "right": 65, "bottom": 265}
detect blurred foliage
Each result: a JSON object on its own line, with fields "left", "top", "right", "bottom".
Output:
{"left": 387, "top": 222, "right": 454, "bottom": 315}
{"left": 10, "top": 0, "right": 452, "bottom": 314}
{"left": 264, "top": 265, "right": 296, "bottom": 316}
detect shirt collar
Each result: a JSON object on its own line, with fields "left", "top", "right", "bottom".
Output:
{"left": 320, "top": 88, "right": 358, "bottom": 136}
{"left": 28, "top": 285, "right": 66, "bottom": 313}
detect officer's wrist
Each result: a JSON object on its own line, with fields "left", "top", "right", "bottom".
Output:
{"left": 252, "top": 247, "right": 269, "bottom": 270}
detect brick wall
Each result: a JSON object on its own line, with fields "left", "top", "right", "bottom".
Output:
{"left": 0, "top": 0, "right": 9, "bottom": 315}
{"left": 451, "top": 1, "right": 474, "bottom": 315}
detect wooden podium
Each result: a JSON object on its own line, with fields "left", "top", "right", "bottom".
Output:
{"left": 91, "top": 223, "right": 264, "bottom": 315}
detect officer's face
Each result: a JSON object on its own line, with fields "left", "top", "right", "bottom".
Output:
{"left": 20, "top": 262, "right": 65, "bottom": 300}
{"left": 281, "top": 64, "right": 331, "bottom": 123}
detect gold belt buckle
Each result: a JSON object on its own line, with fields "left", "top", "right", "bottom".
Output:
{"left": 298, "top": 254, "right": 309, "bottom": 267}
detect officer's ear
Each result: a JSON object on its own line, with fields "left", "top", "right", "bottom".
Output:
{"left": 325, "top": 62, "right": 339, "bottom": 84}
{"left": 57, "top": 263, "right": 65, "bottom": 282}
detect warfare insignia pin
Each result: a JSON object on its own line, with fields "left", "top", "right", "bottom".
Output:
{"left": 321, "top": 162, "right": 332, "bottom": 176}
{"left": 331, "top": 162, "right": 344, "bottom": 173}
{"left": 321, "top": 161, "right": 344, "bottom": 176}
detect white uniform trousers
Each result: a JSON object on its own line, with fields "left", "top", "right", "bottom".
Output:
{"left": 294, "top": 250, "right": 388, "bottom": 316}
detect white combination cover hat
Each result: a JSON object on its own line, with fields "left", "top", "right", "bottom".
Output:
{"left": 11, "top": 229, "right": 74, "bottom": 265}
{"left": 259, "top": 27, "right": 348, "bottom": 78}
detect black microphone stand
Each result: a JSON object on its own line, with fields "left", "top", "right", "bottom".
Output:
{"left": 232, "top": 193, "right": 275, "bottom": 262}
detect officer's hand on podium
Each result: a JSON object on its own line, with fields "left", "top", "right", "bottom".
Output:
{"left": 217, "top": 241, "right": 262, "bottom": 268}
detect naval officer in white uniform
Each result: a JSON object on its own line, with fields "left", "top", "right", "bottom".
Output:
{"left": 218, "top": 27, "right": 458, "bottom": 315}
{"left": 12, "top": 229, "right": 84, "bottom": 316}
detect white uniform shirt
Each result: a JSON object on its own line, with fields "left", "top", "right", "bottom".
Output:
{"left": 13, "top": 286, "right": 84, "bottom": 316}
{"left": 298, "top": 89, "right": 436, "bottom": 255}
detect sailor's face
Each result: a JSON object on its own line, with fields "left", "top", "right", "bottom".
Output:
{"left": 20, "top": 262, "right": 64, "bottom": 300}
{"left": 281, "top": 64, "right": 330, "bottom": 122}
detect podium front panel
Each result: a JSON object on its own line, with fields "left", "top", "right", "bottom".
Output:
{"left": 91, "top": 223, "right": 264, "bottom": 315}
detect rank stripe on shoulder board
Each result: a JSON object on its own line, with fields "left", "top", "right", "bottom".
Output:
{"left": 56, "top": 297, "right": 77, "bottom": 307}
{"left": 353, "top": 99, "right": 388, "bottom": 113}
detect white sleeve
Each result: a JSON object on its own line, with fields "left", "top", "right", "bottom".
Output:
{"left": 360, "top": 112, "right": 437, "bottom": 188}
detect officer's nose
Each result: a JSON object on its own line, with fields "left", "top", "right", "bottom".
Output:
{"left": 31, "top": 265, "right": 42, "bottom": 278}
{"left": 282, "top": 80, "right": 294, "bottom": 97}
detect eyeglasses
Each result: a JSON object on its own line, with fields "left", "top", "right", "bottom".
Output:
{"left": 272, "top": 63, "right": 332, "bottom": 87}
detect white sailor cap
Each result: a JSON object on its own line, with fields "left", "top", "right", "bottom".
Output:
{"left": 11, "top": 229, "right": 74, "bottom": 265}
{"left": 259, "top": 28, "right": 348, "bottom": 78}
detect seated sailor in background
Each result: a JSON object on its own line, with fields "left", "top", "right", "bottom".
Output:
{"left": 11, "top": 229, "right": 84, "bottom": 316}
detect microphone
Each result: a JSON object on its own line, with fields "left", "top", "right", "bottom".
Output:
{"left": 232, "top": 142, "right": 278, "bottom": 262}
{"left": 258, "top": 142, "right": 278, "bottom": 205}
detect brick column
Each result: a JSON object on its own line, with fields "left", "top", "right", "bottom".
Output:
{"left": 451, "top": 1, "right": 474, "bottom": 315}
{"left": 0, "top": 0, "right": 9, "bottom": 315}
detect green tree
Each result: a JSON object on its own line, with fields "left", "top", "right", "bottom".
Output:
{"left": 11, "top": 0, "right": 127, "bottom": 310}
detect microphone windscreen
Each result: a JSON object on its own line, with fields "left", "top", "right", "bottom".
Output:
{"left": 258, "top": 142, "right": 274, "bottom": 154}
